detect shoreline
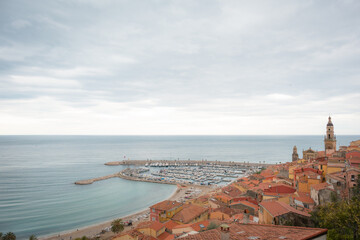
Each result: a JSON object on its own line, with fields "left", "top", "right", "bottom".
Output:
{"left": 39, "top": 184, "right": 213, "bottom": 240}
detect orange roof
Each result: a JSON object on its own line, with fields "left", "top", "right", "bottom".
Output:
{"left": 172, "top": 204, "right": 209, "bottom": 224}
{"left": 292, "top": 192, "right": 314, "bottom": 204}
{"left": 260, "top": 201, "right": 310, "bottom": 217}
{"left": 191, "top": 220, "right": 210, "bottom": 232}
{"left": 230, "top": 200, "right": 259, "bottom": 210}
{"left": 163, "top": 220, "right": 179, "bottom": 230}
{"left": 214, "top": 193, "right": 232, "bottom": 201}
{"left": 150, "top": 200, "right": 182, "bottom": 211}
{"left": 114, "top": 230, "right": 157, "bottom": 240}
{"left": 180, "top": 223, "right": 327, "bottom": 240}
{"left": 157, "top": 231, "right": 174, "bottom": 240}
{"left": 311, "top": 182, "right": 331, "bottom": 191}
{"left": 137, "top": 221, "right": 164, "bottom": 232}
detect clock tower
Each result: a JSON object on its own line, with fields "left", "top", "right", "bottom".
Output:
{"left": 324, "top": 116, "right": 336, "bottom": 154}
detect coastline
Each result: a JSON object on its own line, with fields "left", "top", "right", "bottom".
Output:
{"left": 39, "top": 184, "right": 213, "bottom": 240}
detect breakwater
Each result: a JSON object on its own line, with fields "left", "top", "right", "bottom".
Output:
{"left": 74, "top": 173, "right": 121, "bottom": 185}
{"left": 105, "top": 159, "right": 272, "bottom": 168}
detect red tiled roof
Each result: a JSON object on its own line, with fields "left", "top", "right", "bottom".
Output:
{"left": 180, "top": 229, "right": 221, "bottom": 240}
{"left": 137, "top": 221, "right": 164, "bottom": 232}
{"left": 260, "top": 201, "right": 310, "bottom": 217}
{"left": 150, "top": 200, "right": 182, "bottom": 211}
{"left": 311, "top": 182, "right": 331, "bottom": 191}
{"left": 113, "top": 230, "right": 157, "bottom": 240}
{"left": 230, "top": 200, "right": 259, "bottom": 210}
{"left": 191, "top": 220, "right": 210, "bottom": 232}
{"left": 163, "top": 220, "right": 179, "bottom": 231}
{"left": 292, "top": 192, "right": 314, "bottom": 204}
{"left": 212, "top": 207, "right": 240, "bottom": 217}
{"left": 262, "top": 184, "right": 296, "bottom": 194}
{"left": 180, "top": 223, "right": 327, "bottom": 240}
{"left": 172, "top": 204, "right": 209, "bottom": 224}
{"left": 157, "top": 231, "right": 174, "bottom": 240}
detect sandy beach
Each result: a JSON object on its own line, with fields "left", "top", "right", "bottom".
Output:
{"left": 40, "top": 185, "right": 214, "bottom": 240}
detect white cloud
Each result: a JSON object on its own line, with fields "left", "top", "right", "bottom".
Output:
{"left": 10, "top": 75, "right": 81, "bottom": 88}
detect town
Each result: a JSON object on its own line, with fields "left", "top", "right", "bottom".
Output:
{"left": 108, "top": 117, "right": 360, "bottom": 240}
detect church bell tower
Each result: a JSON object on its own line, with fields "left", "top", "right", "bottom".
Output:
{"left": 324, "top": 116, "right": 336, "bottom": 154}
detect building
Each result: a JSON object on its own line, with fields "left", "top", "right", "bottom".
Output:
{"left": 137, "top": 221, "right": 166, "bottom": 239}
{"left": 171, "top": 204, "right": 209, "bottom": 224}
{"left": 292, "top": 146, "right": 299, "bottom": 162}
{"left": 149, "top": 200, "right": 183, "bottom": 222}
{"left": 259, "top": 201, "right": 311, "bottom": 226}
{"left": 324, "top": 116, "right": 337, "bottom": 155}
{"left": 112, "top": 229, "right": 157, "bottom": 240}
{"left": 310, "top": 182, "right": 334, "bottom": 206}
{"left": 303, "top": 148, "right": 318, "bottom": 161}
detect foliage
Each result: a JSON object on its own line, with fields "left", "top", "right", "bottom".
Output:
{"left": 29, "top": 235, "right": 38, "bottom": 240}
{"left": 206, "top": 222, "right": 218, "bottom": 230}
{"left": 111, "top": 219, "right": 124, "bottom": 233}
{"left": 0, "top": 233, "right": 3, "bottom": 239}
{"left": 74, "top": 236, "right": 89, "bottom": 240}
{"left": 311, "top": 198, "right": 360, "bottom": 240}
{"left": 2, "top": 232, "right": 16, "bottom": 240}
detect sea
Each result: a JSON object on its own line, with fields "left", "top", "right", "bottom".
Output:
{"left": 0, "top": 135, "right": 359, "bottom": 239}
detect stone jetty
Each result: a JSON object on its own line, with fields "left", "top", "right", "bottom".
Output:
{"left": 74, "top": 172, "right": 121, "bottom": 185}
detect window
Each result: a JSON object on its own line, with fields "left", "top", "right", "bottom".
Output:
{"left": 152, "top": 217, "right": 155, "bottom": 221}
{"left": 152, "top": 209, "right": 155, "bottom": 213}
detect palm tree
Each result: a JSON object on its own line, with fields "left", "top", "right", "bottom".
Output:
{"left": 29, "top": 235, "right": 38, "bottom": 240}
{"left": 111, "top": 219, "right": 124, "bottom": 233}
{"left": 3, "top": 232, "right": 16, "bottom": 240}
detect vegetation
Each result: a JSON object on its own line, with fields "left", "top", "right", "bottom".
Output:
{"left": 111, "top": 219, "right": 124, "bottom": 234}
{"left": 311, "top": 175, "right": 360, "bottom": 240}
{"left": 1, "top": 232, "right": 16, "bottom": 240}
{"left": 74, "top": 236, "right": 89, "bottom": 240}
{"left": 29, "top": 235, "right": 38, "bottom": 240}
{"left": 206, "top": 221, "right": 218, "bottom": 230}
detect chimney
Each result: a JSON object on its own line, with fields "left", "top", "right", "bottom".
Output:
{"left": 220, "top": 224, "right": 230, "bottom": 240}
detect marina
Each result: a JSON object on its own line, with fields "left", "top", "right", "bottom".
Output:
{"left": 114, "top": 160, "right": 268, "bottom": 186}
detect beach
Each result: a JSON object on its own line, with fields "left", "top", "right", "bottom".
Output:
{"left": 40, "top": 185, "right": 214, "bottom": 240}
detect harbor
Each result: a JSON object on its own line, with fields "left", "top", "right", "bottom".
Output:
{"left": 76, "top": 160, "right": 271, "bottom": 186}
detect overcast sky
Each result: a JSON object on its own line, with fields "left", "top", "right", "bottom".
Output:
{"left": 0, "top": 0, "right": 359, "bottom": 135}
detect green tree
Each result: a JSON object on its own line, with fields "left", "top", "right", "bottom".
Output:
{"left": 2, "top": 232, "right": 16, "bottom": 240}
{"left": 74, "top": 236, "right": 89, "bottom": 240}
{"left": 311, "top": 198, "right": 360, "bottom": 240}
{"left": 111, "top": 219, "right": 124, "bottom": 234}
{"left": 29, "top": 235, "right": 38, "bottom": 240}
{"left": 0, "top": 232, "right": 3, "bottom": 239}
{"left": 206, "top": 222, "right": 218, "bottom": 230}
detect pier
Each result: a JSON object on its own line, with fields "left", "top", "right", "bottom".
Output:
{"left": 74, "top": 173, "right": 121, "bottom": 185}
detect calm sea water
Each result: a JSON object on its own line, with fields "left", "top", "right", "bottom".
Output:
{"left": 0, "top": 135, "right": 359, "bottom": 239}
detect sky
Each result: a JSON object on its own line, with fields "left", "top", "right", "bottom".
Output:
{"left": 0, "top": 0, "right": 359, "bottom": 135}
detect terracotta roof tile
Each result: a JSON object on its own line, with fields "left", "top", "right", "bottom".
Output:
{"left": 157, "top": 231, "right": 174, "bottom": 240}
{"left": 137, "top": 221, "right": 164, "bottom": 232}
{"left": 260, "top": 201, "right": 310, "bottom": 217}
{"left": 172, "top": 204, "right": 209, "bottom": 224}
{"left": 230, "top": 200, "right": 259, "bottom": 210}
{"left": 150, "top": 200, "right": 182, "bottom": 211}
{"left": 180, "top": 223, "right": 327, "bottom": 240}
{"left": 191, "top": 220, "right": 210, "bottom": 232}
{"left": 163, "top": 220, "right": 179, "bottom": 230}
{"left": 310, "top": 182, "right": 331, "bottom": 191}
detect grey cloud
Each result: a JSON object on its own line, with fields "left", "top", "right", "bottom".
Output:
{"left": 0, "top": 0, "right": 359, "bottom": 134}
